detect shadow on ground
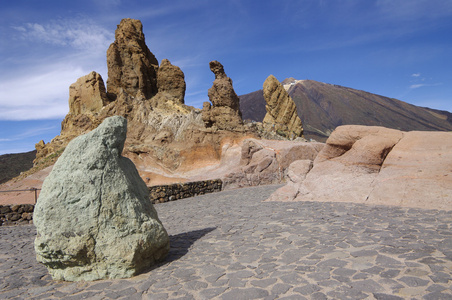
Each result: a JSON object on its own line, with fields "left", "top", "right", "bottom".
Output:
{"left": 165, "top": 227, "right": 216, "bottom": 262}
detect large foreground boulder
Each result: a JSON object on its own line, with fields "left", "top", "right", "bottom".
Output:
{"left": 267, "top": 125, "right": 452, "bottom": 210}
{"left": 34, "top": 116, "right": 170, "bottom": 281}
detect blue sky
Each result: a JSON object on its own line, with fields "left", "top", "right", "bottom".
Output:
{"left": 1, "top": 0, "right": 451, "bottom": 154}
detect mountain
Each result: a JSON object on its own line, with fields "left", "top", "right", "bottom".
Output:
{"left": 0, "top": 150, "right": 36, "bottom": 184}
{"left": 239, "top": 78, "right": 452, "bottom": 141}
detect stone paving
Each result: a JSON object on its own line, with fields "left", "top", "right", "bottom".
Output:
{"left": 1, "top": 184, "right": 451, "bottom": 299}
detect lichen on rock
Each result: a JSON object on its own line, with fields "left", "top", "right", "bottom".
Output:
{"left": 34, "top": 116, "right": 170, "bottom": 281}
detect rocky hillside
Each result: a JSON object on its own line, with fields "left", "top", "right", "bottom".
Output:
{"left": 22, "top": 18, "right": 304, "bottom": 186}
{"left": 240, "top": 78, "right": 452, "bottom": 141}
{"left": 0, "top": 150, "right": 36, "bottom": 184}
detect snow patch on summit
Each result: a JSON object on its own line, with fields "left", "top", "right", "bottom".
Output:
{"left": 283, "top": 79, "right": 306, "bottom": 91}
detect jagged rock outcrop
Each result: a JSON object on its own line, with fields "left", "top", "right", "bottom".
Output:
{"left": 106, "top": 18, "right": 159, "bottom": 99}
{"left": 221, "top": 138, "right": 323, "bottom": 188}
{"left": 31, "top": 19, "right": 300, "bottom": 186}
{"left": 156, "top": 59, "right": 186, "bottom": 104}
{"left": 267, "top": 125, "right": 452, "bottom": 210}
{"left": 33, "top": 19, "right": 196, "bottom": 171}
{"left": 34, "top": 116, "right": 170, "bottom": 281}
{"left": 69, "top": 71, "right": 109, "bottom": 115}
{"left": 202, "top": 61, "right": 243, "bottom": 131}
{"left": 263, "top": 75, "right": 303, "bottom": 139}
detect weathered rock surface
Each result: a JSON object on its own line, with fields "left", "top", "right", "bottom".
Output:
{"left": 156, "top": 58, "right": 186, "bottom": 105}
{"left": 34, "top": 116, "right": 170, "bottom": 281}
{"left": 220, "top": 138, "right": 323, "bottom": 188}
{"left": 202, "top": 60, "right": 243, "bottom": 130}
{"left": 268, "top": 125, "right": 452, "bottom": 210}
{"left": 106, "top": 18, "right": 159, "bottom": 99}
{"left": 367, "top": 131, "right": 452, "bottom": 209}
{"left": 69, "top": 71, "right": 109, "bottom": 115}
{"left": 263, "top": 75, "right": 303, "bottom": 139}
{"left": 27, "top": 18, "right": 308, "bottom": 189}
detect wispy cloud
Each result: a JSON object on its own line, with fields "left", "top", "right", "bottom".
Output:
{"left": 0, "top": 62, "right": 89, "bottom": 120}
{"left": 0, "top": 125, "right": 58, "bottom": 142}
{"left": 411, "top": 73, "right": 421, "bottom": 77}
{"left": 12, "top": 18, "right": 113, "bottom": 52}
{"left": 410, "top": 83, "right": 442, "bottom": 89}
{"left": 1, "top": 17, "right": 111, "bottom": 121}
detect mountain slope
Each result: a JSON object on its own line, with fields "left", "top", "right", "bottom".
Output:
{"left": 240, "top": 79, "right": 452, "bottom": 141}
{"left": 0, "top": 150, "right": 36, "bottom": 184}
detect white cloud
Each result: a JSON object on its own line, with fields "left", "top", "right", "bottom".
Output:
{"left": 411, "top": 73, "right": 421, "bottom": 77}
{"left": 13, "top": 18, "right": 113, "bottom": 53}
{"left": 0, "top": 63, "right": 88, "bottom": 120}
{"left": 1, "top": 17, "right": 111, "bottom": 121}
{"left": 410, "top": 83, "right": 442, "bottom": 89}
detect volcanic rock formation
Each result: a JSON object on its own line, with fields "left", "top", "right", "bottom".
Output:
{"left": 34, "top": 116, "right": 170, "bottom": 281}
{"left": 106, "top": 18, "right": 159, "bottom": 99}
{"left": 202, "top": 60, "right": 243, "bottom": 131}
{"left": 33, "top": 19, "right": 261, "bottom": 183}
{"left": 32, "top": 18, "right": 319, "bottom": 187}
{"left": 221, "top": 138, "right": 323, "bottom": 188}
{"left": 240, "top": 78, "right": 452, "bottom": 142}
{"left": 267, "top": 125, "right": 452, "bottom": 210}
{"left": 69, "top": 71, "right": 110, "bottom": 115}
{"left": 156, "top": 59, "right": 186, "bottom": 105}
{"left": 262, "top": 75, "right": 303, "bottom": 139}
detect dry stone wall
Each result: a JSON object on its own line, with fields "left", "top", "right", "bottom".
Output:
{"left": 0, "top": 204, "right": 34, "bottom": 226}
{"left": 149, "top": 179, "right": 222, "bottom": 204}
{"left": 0, "top": 179, "right": 223, "bottom": 226}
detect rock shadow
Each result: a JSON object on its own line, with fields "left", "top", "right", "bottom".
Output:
{"left": 142, "top": 227, "right": 216, "bottom": 274}
{"left": 164, "top": 227, "right": 216, "bottom": 263}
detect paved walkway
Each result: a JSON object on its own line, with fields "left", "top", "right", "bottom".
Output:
{"left": 1, "top": 184, "right": 451, "bottom": 299}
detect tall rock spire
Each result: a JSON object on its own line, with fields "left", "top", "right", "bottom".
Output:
{"left": 202, "top": 60, "right": 243, "bottom": 130}
{"left": 263, "top": 75, "right": 303, "bottom": 139}
{"left": 106, "top": 18, "right": 159, "bottom": 99}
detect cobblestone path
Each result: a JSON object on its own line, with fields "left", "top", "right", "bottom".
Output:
{"left": 1, "top": 184, "right": 451, "bottom": 299}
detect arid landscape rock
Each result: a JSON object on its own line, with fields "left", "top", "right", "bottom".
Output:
{"left": 262, "top": 75, "right": 303, "bottom": 139}
{"left": 268, "top": 125, "right": 452, "bottom": 210}
{"left": 68, "top": 71, "right": 109, "bottom": 115}
{"left": 106, "top": 18, "right": 159, "bottom": 99}
{"left": 218, "top": 138, "right": 323, "bottom": 188}
{"left": 202, "top": 60, "right": 243, "bottom": 131}
{"left": 156, "top": 58, "right": 186, "bottom": 105}
{"left": 31, "top": 19, "right": 260, "bottom": 184}
{"left": 34, "top": 116, "right": 169, "bottom": 281}
{"left": 240, "top": 78, "right": 452, "bottom": 142}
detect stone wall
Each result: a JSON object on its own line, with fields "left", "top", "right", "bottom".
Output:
{"left": 149, "top": 179, "right": 222, "bottom": 204}
{"left": 0, "top": 179, "right": 223, "bottom": 226}
{"left": 0, "top": 204, "right": 34, "bottom": 226}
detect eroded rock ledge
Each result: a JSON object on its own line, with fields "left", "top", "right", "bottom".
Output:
{"left": 268, "top": 125, "right": 452, "bottom": 211}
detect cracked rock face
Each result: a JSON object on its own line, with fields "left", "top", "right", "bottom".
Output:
{"left": 106, "top": 18, "right": 159, "bottom": 99}
{"left": 263, "top": 75, "right": 303, "bottom": 139}
{"left": 157, "top": 59, "right": 186, "bottom": 104}
{"left": 34, "top": 116, "right": 169, "bottom": 281}
{"left": 202, "top": 60, "right": 243, "bottom": 130}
